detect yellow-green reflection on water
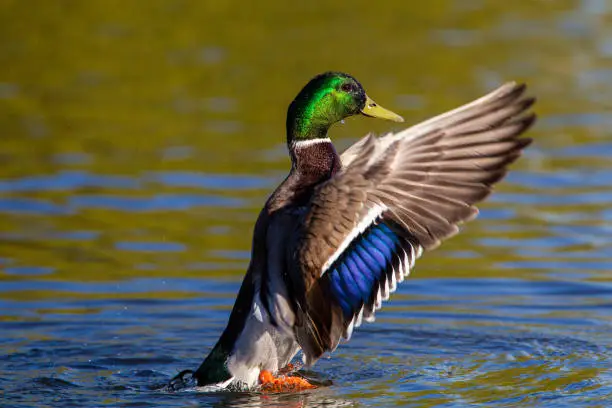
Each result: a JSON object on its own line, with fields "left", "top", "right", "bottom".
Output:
{"left": 1, "top": 0, "right": 612, "bottom": 406}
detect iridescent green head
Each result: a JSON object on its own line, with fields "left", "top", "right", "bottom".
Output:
{"left": 286, "top": 72, "right": 404, "bottom": 144}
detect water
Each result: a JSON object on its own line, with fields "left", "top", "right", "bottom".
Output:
{"left": 2, "top": 1, "right": 612, "bottom": 406}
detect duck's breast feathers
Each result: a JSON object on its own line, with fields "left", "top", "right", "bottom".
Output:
{"left": 282, "top": 82, "right": 535, "bottom": 365}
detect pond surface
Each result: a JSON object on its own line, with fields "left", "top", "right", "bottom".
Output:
{"left": 2, "top": 1, "right": 612, "bottom": 406}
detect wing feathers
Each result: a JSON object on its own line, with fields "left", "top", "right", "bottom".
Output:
{"left": 397, "top": 82, "right": 527, "bottom": 138}
{"left": 291, "top": 82, "right": 535, "bottom": 366}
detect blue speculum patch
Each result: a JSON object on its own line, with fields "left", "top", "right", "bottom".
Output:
{"left": 328, "top": 222, "right": 400, "bottom": 318}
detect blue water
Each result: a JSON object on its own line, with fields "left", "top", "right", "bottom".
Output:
{"left": 3, "top": 276, "right": 612, "bottom": 406}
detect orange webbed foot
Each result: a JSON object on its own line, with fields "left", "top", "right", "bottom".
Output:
{"left": 258, "top": 369, "right": 316, "bottom": 392}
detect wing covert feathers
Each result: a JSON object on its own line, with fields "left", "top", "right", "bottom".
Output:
{"left": 293, "top": 82, "right": 535, "bottom": 364}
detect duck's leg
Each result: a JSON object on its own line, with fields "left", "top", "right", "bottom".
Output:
{"left": 258, "top": 369, "right": 316, "bottom": 392}
{"left": 278, "top": 362, "right": 300, "bottom": 375}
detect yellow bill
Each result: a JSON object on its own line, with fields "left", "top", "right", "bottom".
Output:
{"left": 360, "top": 95, "right": 404, "bottom": 122}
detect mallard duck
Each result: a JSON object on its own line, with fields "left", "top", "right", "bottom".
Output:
{"left": 176, "top": 72, "right": 535, "bottom": 392}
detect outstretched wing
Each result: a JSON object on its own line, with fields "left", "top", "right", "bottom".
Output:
{"left": 289, "top": 82, "right": 535, "bottom": 364}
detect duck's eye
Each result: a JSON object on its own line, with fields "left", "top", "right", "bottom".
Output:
{"left": 340, "top": 83, "right": 354, "bottom": 93}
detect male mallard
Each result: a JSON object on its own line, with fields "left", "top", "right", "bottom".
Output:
{"left": 178, "top": 72, "right": 535, "bottom": 391}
